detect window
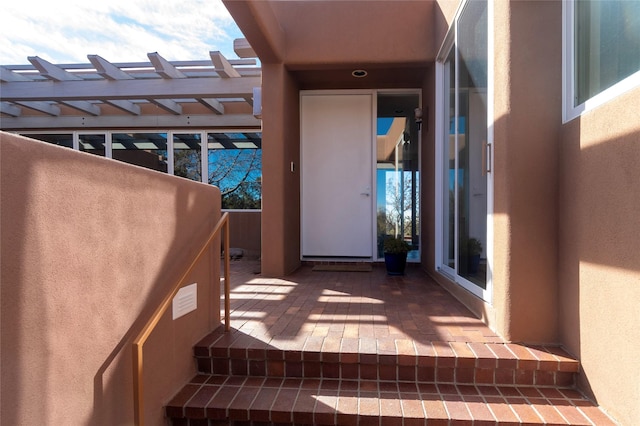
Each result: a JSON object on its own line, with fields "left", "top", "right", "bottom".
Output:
{"left": 565, "top": 0, "right": 640, "bottom": 120}
{"left": 173, "top": 133, "right": 203, "bottom": 182}
{"left": 78, "top": 134, "right": 106, "bottom": 156}
{"left": 207, "top": 132, "right": 262, "bottom": 210}
{"left": 112, "top": 133, "right": 168, "bottom": 172}
{"left": 22, "top": 133, "right": 73, "bottom": 148}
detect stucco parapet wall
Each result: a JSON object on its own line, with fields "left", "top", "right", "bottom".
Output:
{"left": 1, "top": 131, "right": 222, "bottom": 425}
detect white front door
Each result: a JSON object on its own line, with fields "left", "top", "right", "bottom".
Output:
{"left": 301, "top": 92, "right": 373, "bottom": 259}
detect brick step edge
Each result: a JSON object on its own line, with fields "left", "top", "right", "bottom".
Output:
{"left": 196, "top": 354, "right": 576, "bottom": 388}
{"left": 166, "top": 375, "right": 616, "bottom": 426}
{"left": 194, "top": 330, "right": 580, "bottom": 376}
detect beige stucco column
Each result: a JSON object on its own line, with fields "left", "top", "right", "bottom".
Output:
{"left": 260, "top": 63, "right": 302, "bottom": 276}
{"left": 492, "top": 0, "right": 562, "bottom": 343}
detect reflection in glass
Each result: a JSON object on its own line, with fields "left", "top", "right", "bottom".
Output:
{"left": 443, "top": 47, "right": 456, "bottom": 270}
{"left": 174, "top": 133, "right": 201, "bottom": 182}
{"left": 207, "top": 132, "right": 262, "bottom": 209}
{"left": 22, "top": 133, "right": 73, "bottom": 148}
{"left": 575, "top": 0, "right": 640, "bottom": 105}
{"left": 376, "top": 94, "right": 420, "bottom": 260}
{"left": 457, "top": 0, "right": 488, "bottom": 288}
{"left": 112, "top": 133, "right": 168, "bottom": 172}
{"left": 79, "top": 134, "right": 106, "bottom": 156}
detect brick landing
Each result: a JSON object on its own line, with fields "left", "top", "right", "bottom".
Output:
{"left": 166, "top": 261, "right": 616, "bottom": 425}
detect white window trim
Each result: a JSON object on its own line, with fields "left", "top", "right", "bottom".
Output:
{"left": 563, "top": 1, "right": 640, "bottom": 123}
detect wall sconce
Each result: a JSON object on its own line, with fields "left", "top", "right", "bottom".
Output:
{"left": 414, "top": 107, "right": 423, "bottom": 131}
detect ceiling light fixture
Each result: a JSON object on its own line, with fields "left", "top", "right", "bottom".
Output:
{"left": 352, "top": 69, "right": 367, "bottom": 78}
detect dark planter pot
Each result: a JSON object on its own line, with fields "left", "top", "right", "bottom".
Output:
{"left": 384, "top": 252, "right": 407, "bottom": 275}
{"left": 468, "top": 254, "right": 481, "bottom": 275}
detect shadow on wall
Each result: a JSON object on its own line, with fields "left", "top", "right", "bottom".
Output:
{"left": 559, "top": 111, "right": 640, "bottom": 425}
{"left": 0, "top": 132, "right": 221, "bottom": 425}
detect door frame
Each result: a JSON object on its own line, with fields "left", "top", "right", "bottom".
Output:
{"left": 300, "top": 89, "right": 422, "bottom": 262}
{"left": 300, "top": 89, "right": 376, "bottom": 260}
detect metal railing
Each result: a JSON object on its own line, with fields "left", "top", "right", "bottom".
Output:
{"left": 132, "top": 212, "right": 230, "bottom": 426}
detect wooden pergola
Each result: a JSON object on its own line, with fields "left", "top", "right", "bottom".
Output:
{"left": 0, "top": 39, "right": 261, "bottom": 130}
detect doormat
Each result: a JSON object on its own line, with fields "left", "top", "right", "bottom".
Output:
{"left": 312, "top": 264, "right": 373, "bottom": 272}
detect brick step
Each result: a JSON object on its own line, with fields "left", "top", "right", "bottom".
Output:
{"left": 166, "top": 374, "right": 616, "bottom": 425}
{"left": 193, "top": 328, "right": 579, "bottom": 387}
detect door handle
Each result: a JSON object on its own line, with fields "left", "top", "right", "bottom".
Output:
{"left": 482, "top": 141, "right": 492, "bottom": 176}
{"left": 360, "top": 192, "right": 370, "bottom": 197}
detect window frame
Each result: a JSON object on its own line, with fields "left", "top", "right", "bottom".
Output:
{"left": 563, "top": 0, "right": 640, "bottom": 122}
{"left": 435, "top": 0, "right": 494, "bottom": 303}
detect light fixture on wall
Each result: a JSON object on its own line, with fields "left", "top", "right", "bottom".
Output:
{"left": 414, "top": 107, "right": 423, "bottom": 131}
{"left": 352, "top": 69, "right": 367, "bottom": 78}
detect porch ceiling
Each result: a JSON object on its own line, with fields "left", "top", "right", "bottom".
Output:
{"left": 289, "top": 64, "right": 430, "bottom": 90}
{"left": 224, "top": 0, "right": 438, "bottom": 86}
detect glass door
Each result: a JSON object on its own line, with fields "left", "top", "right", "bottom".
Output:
{"left": 376, "top": 93, "right": 420, "bottom": 261}
{"left": 438, "top": 0, "right": 490, "bottom": 298}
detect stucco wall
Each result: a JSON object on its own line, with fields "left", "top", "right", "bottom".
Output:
{"left": 559, "top": 87, "right": 640, "bottom": 426}
{"left": 228, "top": 210, "right": 261, "bottom": 259}
{"left": 1, "top": 132, "right": 221, "bottom": 425}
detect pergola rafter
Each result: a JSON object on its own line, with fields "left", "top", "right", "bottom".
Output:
{"left": 0, "top": 102, "right": 22, "bottom": 117}
{"left": 0, "top": 39, "right": 261, "bottom": 130}
{"left": 88, "top": 54, "right": 135, "bottom": 80}
{"left": 14, "top": 101, "right": 61, "bottom": 116}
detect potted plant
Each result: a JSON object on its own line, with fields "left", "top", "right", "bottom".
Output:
{"left": 466, "top": 237, "right": 483, "bottom": 275}
{"left": 383, "top": 236, "right": 411, "bottom": 275}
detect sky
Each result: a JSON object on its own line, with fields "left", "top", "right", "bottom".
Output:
{"left": 0, "top": 0, "right": 245, "bottom": 65}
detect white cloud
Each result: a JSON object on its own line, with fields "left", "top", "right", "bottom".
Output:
{"left": 0, "top": 0, "right": 244, "bottom": 64}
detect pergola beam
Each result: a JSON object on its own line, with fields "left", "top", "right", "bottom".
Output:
{"left": 1, "top": 76, "right": 261, "bottom": 101}
{"left": 0, "top": 114, "right": 261, "bottom": 130}
{"left": 233, "top": 38, "right": 256, "bottom": 59}
{"left": 252, "top": 87, "right": 262, "bottom": 119}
